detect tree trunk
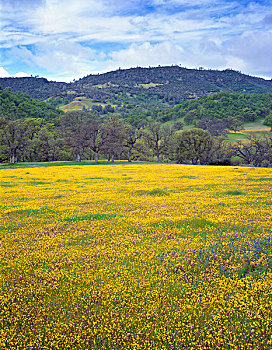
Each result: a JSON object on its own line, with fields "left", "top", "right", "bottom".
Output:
{"left": 10, "top": 151, "right": 15, "bottom": 164}
{"left": 127, "top": 148, "right": 132, "bottom": 162}
{"left": 111, "top": 154, "right": 115, "bottom": 163}
{"left": 94, "top": 152, "right": 99, "bottom": 163}
{"left": 76, "top": 153, "right": 81, "bottom": 162}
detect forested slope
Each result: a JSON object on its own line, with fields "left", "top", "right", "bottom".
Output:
{"left": 165, "top": 92, "right": 272, "bottom": 124}
{"left": 1, "top": 66, "right": 272, "bottom": 107}
{"left": 0, "top": 87, "right": 63, "bottom": 121}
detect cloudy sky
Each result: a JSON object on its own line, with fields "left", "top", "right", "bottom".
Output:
{"left": 0, "top": 0, "right": 272, "bottom": 82}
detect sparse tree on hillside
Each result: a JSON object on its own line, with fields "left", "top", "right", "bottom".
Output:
{"left": 196, "top": 116, "right": 231, "bottom": 136}
{"left": 226, "top": 118, "right": 244, "bottom": 133}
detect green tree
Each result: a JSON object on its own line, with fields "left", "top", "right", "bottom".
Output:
{"left": 103, "top": 116, "right": 127, "bottom": 162}
{"left": 123, "top": 125, "right": 143, "bottom": 162}
{"left": 144, "top": 122, "right": 174, "bottom": 162}
{"left": 175, "top": 128, "right": 213, "bottom": 165}
{"left": 32, "top": 125, "right": 66, "bottom": 162}
{"left": 60, "top": 111, "right": 91, "bottom": 162}
{"left": 87, "top": 117, "right": 107, "bottom": 163}
{"left": 0, "top": 118, "right": 44, "bottom": 163}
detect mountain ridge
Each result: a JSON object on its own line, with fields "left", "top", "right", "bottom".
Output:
{"left": 1, "top": 66, "right": 272, "bottom": 105}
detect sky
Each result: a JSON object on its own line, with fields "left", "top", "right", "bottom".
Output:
{"left": 0, "top": 0, "right": 272, "bottom": 82}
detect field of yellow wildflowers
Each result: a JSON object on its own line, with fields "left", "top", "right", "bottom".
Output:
{"left": 1, "top": 163, "right": 272, "bottom": 349}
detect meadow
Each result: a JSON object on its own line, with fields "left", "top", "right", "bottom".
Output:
{"left": 1, "top": 163, "right": 272, "bottom": 349}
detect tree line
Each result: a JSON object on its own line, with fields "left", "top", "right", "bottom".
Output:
{"left": 1, "top": 110, "right": 271, "bottom": 167}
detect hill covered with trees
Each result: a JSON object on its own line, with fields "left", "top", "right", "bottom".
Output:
{"left": 161, "top": 92, "right": 272, "bottom": 128}
{"left": 1, "top": 66, "right": 272, "bottom": 108}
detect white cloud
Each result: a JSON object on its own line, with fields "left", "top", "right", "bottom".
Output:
{"left": 1, "top": 0, "right": 272, "bottom": 80}
{"left": 106, "top": 41, "right": 183, "bottom": 70}
{"left": 14, "top": 71, "right": 30, "bottom": 77}
{"left": 11, "top": 40, "right": 98, "bottom": 75}
{"left": 32, "top": 1, "right": 100, "bottom": 32}
{"left": 0, "top": 67, "right": 11, "bottom": 77}
{"left": 0, "top": 67, "right": 30, "bottom": 78}
{"left": 226, "top": 31, "right": 272, "bottom": 77}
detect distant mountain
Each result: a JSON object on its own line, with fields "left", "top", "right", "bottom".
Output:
{"left": 1, "top": 66, "right": 272, "bottom": 106}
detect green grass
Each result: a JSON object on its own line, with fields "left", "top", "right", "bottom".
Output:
{"left": 25, "top": 181, "right": 51, "bottom": 186}
{"left": 243, "top": 121, "right": 269, "bottom": 130}
{"left": 66, "top": 235, "right": 92, "bottom": 247}
{"left": 245, "top": 177, "right": 272, "bottom": 182}
{"left": 0, "top": 182, "right": 17, "bottom": 187}
{"left": 153, "top": 217, "right": 215, "bottom": 230}
{"left": 226, "top": 133, "right": 249, "bottom": 142}
{"left": 225, "top": 190, "right": 244, "bottom": 195}
{"left": 177, "top": 176, "right": 197, "bottom": 179}
{"left": 61, "top": 213, "right": 122, "bottom": 223}
{"left": 14, "top": 208, "right": 57, "bottom": 216}
{"left": 137, "top": 188, "right": 169, "bottom": 196}
{"left": 225, "top": 120, "right": 271, "bottom": 142}
{"left": 0, "top": 160, "right": 153, "bottom": 170}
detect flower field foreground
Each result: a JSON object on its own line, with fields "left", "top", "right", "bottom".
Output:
{"left": 1, "top": 164, "right": 272, "bottom": 349}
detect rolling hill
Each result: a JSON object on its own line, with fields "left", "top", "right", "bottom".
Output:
{"left": 1, "top": 66, "right": 272, "bottom": 108}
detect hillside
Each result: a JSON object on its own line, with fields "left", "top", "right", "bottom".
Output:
{"left": 0, "top": 77, "right": 66, "bottom": 101}
{"left": 158, "top": 92, "right": 272, "bottom": 139}
{"left": 1, "top": 66, "right": 272, "bottom": 108}
{"left": 0, "top": 87, "right": 63, "bottom": 121}
{"left": 75, "top": 66, "right": 272, "bottom": 103}
{"left": 166, "top": 92, "right": 272, "bottom": 123}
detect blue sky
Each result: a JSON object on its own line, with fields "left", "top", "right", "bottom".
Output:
{"left": 0, "top": 0, "right": 272, "bottom": 82}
